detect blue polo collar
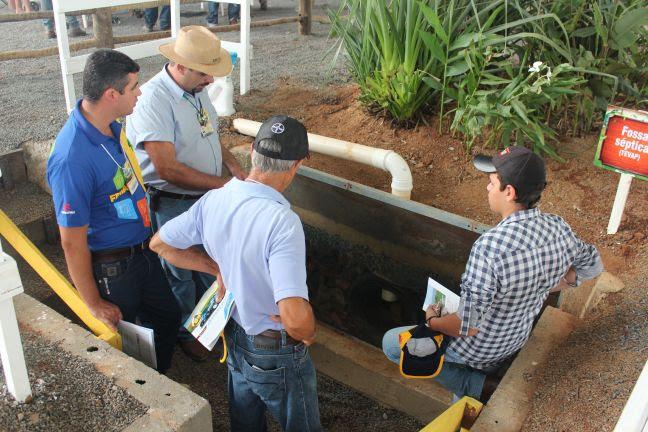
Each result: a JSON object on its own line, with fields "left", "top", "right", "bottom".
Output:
{"left": 71, "top": 99, "right": 122, "bottom": 147}
{"left": 158, "top": 63, "right": 188, "bottom": 103}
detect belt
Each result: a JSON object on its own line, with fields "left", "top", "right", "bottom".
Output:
{"left": 253, "top": 329, "right": 300, "bottom": 349}
{"left": 148, "top": 186, "right": 203, "bottom": 201}
{"left": 91, "top": 238, "right": 150, "bottom": 263}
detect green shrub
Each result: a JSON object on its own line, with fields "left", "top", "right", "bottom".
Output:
{"left": 329, "top": 0, "right": 647, "bottom": 158}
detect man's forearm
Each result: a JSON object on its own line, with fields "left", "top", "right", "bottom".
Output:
{"left": 221, "top": 146, "right": 244, "bottom": 178}
{"left": 428, "top": 313, "right": 478, "bottom": 338}
{"left": 151, "top": 234, "right": 219, "bottom": 276}
{"left": 159, "top": 161, "right": 229, "bottom": 191}
{"left": 62, "top": 245, "right": 102, "bottom": 307}
{"left": 277, "top": 298, "right": 316, "bottom": 344}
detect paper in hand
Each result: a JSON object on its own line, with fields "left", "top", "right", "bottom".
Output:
{"left": 422, "top": 277, "right": 460, "bottom": 314}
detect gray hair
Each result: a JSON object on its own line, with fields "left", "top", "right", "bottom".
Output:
{"left": 251, "top": 139, "right": 297, "bottom": 172}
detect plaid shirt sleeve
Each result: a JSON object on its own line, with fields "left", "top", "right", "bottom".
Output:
{"left": 458, "top": 242, "right": 498, "bottom": 336}
{"left": 571, "top": 236, "right": 604, "bottom": 284}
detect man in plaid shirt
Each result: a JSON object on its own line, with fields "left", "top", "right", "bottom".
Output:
{"left": 382, "top": 146, "right": 603, "bottom": 401}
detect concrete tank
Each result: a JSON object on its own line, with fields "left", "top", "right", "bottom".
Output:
{"left": 285, "top": 167, "right": 490, "bottom": 347}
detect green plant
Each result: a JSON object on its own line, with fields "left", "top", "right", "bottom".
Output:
{"left": 329, "top": 0, "right": 646, "bottom": 159}
{"left": 451, "top": 61, "right": 586, "bottom": 158}
{"left": 328, "top": 0, "right": 437, "bottom": 121}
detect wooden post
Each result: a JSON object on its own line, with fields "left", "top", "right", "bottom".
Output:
{"left": 299, "top": 0, "right": 311, "bottom": 35}
{"left": 93, "top": 8, "right": 114, "bottom": 49}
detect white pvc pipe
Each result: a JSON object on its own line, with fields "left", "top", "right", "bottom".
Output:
{"left": 233, "top": 118, "right": 414, "bottom": 199}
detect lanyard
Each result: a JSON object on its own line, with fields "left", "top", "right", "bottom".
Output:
{"left": 100, "top": 143, "right": 124, "bottom": 169}
{"left": 119, "top": 126, "right": 146, "bottom": 191}
{"left": 183, "top": 93, "right": 208, "bottom": 127}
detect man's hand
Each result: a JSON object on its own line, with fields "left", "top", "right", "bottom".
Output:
{"left": 215, "top": 273, "right": 226, "bottom": 303}
{"left": 425, "top": 303, "right": 443, "bottom": 322}
{"left": 221, "top": 146, "right": 246, "bottom": 181}
{"left": 277, "top": 297, "right": 316, "bottom": 345}
{"left": 228, "top": 164, "right": 247, "bottom": 181}
{"left": 88, "top": 298, "right": 122, "bottom": 331}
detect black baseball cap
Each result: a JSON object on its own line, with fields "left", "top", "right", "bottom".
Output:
{"left": 253, "top": 115, "right": 309, "bottom": 160}
{"left": 473, "top": 146, "right": 547, "bottom": 195}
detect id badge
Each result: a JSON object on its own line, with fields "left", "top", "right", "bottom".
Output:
{"left": 122, "top": 160, "right": 139, "bottom": 195}
{"left": 200, "top": 110, "right": 214, "bottom": 138}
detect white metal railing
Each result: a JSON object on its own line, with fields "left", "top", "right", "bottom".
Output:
{"left": 53, "top": 0, "right": 251, "bottom": 113}
{"left": 0, "top": 171, "right": 32, "bottom": 403}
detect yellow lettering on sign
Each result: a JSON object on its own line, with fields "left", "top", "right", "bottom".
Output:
{"left": 109, "top": 186, "right": 129, "bottom": 203}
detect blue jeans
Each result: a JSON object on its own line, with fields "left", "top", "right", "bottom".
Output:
{"left": 225, "top": 320, "right": 322, "bottom": 432}
{"left": 382, "top": 326, "right": 497, "bottom": 400}
{"left": 207, "top": 2, "right": 241, "bottom": 24}
{"left": 92, "top": 249, "right": 180, "bottom": 373}
{"left": 41, "top": 0, "right": 80, "bottom": 30}
{"left": 144, "top": 6, "right": 170, "bottom": 29}
{"left": 151, "top": 195, "right": 215, "bottom": 341}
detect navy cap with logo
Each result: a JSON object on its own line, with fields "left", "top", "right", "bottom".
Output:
{"left": 473, "top": 146, "right": 547, "bottom": 195}
{"left": 253, "top": 115, "right": 309, "bottom": 161}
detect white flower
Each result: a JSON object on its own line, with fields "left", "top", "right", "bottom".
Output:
{"left": 546, "top": 67, "right": 552, "bottom": 82}
{"left": 528, "top": 61, "right": 543, "bottom": 73}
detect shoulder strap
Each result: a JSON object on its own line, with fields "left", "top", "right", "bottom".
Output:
{"left": 118, "top": 122, "right": 146, "bottom": 191}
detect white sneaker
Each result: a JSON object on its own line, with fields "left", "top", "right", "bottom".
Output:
{"left": 206, "top": 22, "right": 218, "bottom": 29}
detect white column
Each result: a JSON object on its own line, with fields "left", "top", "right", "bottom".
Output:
{"left": 53, "top": 0, "right": 75, "bottom": 113}
{"left": 240, "top": 0, "right": 251, "bottom": 95}
{"left": 170, "top": 0, "right": 181, "bottom": 38}
{"left": 0, "top": 239, "right": 32, "bottom": 403}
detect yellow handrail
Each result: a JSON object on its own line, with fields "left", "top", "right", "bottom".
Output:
{"left": 0, "top": 209, "right": 121, "bottom": 350}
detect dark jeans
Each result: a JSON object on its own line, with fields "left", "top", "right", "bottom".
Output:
{"left": 93, "top": 248, "right": 180, "bottom": 373}
{"left": 207, "top": 2, "right": 241, "bottom": 24}
{"left": 149, "top": 195, "right": 214, "bottom": 341}
{"left": 225, "top": 320, "right": 322, "bottom": 432}
{"left": 144, "top": 6, "right": 170, "bottom": 29}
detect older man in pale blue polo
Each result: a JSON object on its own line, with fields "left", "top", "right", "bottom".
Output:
{"left": 150, "top": 115, "right": 322, "bottom": 432}
{"left": 126, "top": 26, "right": 246, "bottom": 362}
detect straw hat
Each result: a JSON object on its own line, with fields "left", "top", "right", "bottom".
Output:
{"left": 159, "top": 25, "right": 232, "bottom": 77}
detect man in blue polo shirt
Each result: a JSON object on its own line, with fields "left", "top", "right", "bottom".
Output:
{"left": 150, "top": 115, "right": 322, "bottom": 432}
{"left": 47, "top": 49, "right": 180, "bottom": 373}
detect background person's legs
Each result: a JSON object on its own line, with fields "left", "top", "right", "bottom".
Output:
{"left": 206, "top": 1, "right": 219, "bottom": 26}
{"left": 158, "top": 5, "right": 170, "bottom": 30}
{"left": 382, "top": 326, "right": 489, "bottom": 400}
{"left": 227, "top": 3, "right": 240, "bottom": 24}
{"left": 143, "top": 7, "right": 158, "bottom": 31}
{"left": 41, "top": 0, "right": 86, "bottom": 38}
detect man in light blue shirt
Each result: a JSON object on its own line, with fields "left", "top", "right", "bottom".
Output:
{"left": 126, "top": 26, "right": 246, "bottom": 361}
{"left": 151, "top": 115, "right": 322, "bottom": 432}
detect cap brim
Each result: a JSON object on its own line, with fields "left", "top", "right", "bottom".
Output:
{"left": 473, "top": 154, "right": 497, "bottom": 173}
{"left": 159, "top": 42, "right": 233, "bottom": 77}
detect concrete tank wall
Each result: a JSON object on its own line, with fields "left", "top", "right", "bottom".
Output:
{"left": 285, "top": 167, "right": 490, "bottom": 347}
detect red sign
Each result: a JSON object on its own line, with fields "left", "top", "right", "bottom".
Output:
{"left": 597, "top": 113, "right": 648, "bottom": 178}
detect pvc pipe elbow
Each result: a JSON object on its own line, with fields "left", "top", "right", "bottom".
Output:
{"left": 384, "top": 152, "right": 413, "bottom": 200}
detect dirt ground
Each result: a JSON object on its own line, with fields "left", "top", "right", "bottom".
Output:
{"left": 223, "top": 81, "right": 648, "bottom": 431}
